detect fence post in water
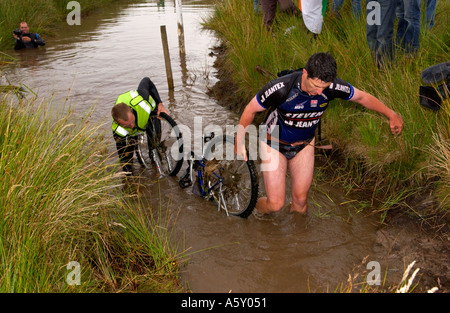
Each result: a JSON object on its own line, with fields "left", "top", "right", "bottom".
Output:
{"left": 160, "top": 25, "right": 174, "bottom": 90}
{"left": 175, "top": 0, "right": 185, "bottom": 56}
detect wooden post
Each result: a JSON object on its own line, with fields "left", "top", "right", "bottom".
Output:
{"left": 175, "top": 0, "right": 185, "bottom": 55}
{"left": 160, "top": 25, "right": 174, "bottom": 90}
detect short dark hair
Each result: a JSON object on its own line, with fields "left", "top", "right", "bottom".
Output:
{"left": 111, "top": 102, "right": 132, "bottom": 122}
{"left": 304, "top": 52, "right": 337, "bottom": 82}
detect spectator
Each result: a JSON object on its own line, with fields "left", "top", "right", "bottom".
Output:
{"left": 261, "top": 0, "right": 299, "bottom": 30}
{"left": 254, "top": 0, "right": 262, "bottom": 13}
{"left": 395, "top": 0, "right": 421, "bottom": 54}
{"left": 332, "top": 0, "right": 363, "bottom": 19}
{"left": 366, "top": 0, "right": 396, "bottom": 67}
{"left": 425, "top": 0, "right": 437, "bottom": 29}
{"left": 13, "top": 21, "right": 45, "bottom": 50}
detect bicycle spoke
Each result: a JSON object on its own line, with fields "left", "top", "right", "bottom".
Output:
{"left": 135, "top": 113, "right": 183, "bottom": 176}
{"left": 202, "top": 135, "right": 258, "bottom": 218}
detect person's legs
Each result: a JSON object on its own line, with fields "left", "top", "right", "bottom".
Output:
{"left": 260, "top": 0, "right": 278, "bottom": 30}
{"left": 425, "top": 0, "right": 437, "bottom": 29}
{"left": 278, "top": 0, "right": 296, "bottom": 12}
{"left": 366, "top": 2, "right": 380, "bottom": 56}
{"left": 254, "top": 0, "right": 262, "bottom": 13}
{"left": 377, "top": 0, "right": 396, "bottom": 63}
{"left": 351, "top": 0, "right": 362, "bottom": 18}
{"left": 397, "top": 0, "right": 421, "bottom": 53}
{"left": 288, "top": 138, "right": 315, "bottom": 214}
{"left": 332, "top": 0, "right": 345, "bottom": 14}
{"left": 395, "top": 0, "right": 408, "bottom": 48}
{"left": 256, "top": 141, "right": 288, "bottom": 213}
{"left": 114, "top": 133, "right": 136, "bottom": 173}
{"left": 367, "top": 0, "right": 396, "bottom": 67}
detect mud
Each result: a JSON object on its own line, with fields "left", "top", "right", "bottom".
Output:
{"left": 372, "top": 208, "right": 449, "bottom": 292}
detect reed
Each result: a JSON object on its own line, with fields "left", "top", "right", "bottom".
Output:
{"left": 205, "top": 0, "right": 449, "bottom": 215}
{"left": 0, "top": 95, "right": 182, "bottom": 292}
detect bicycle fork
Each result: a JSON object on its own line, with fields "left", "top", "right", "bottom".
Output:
{"left": 217, "top": 181, "right": 229, "bottom": 216}
{"left": 152, "top": 148, "right": 165, "bottom": 177}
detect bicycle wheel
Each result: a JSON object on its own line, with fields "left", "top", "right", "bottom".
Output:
{"left": 136, "top": 112, "right": 183, "bottom": 176}
{"left": 203, "top": 135, "right": 258, "bottom": 218}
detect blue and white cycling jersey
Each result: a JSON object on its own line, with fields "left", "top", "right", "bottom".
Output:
{"left": 256, "top": 70, "right": 354, "bottom": 143}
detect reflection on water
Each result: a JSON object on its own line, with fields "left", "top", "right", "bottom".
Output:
{"left": 2, "top": 0, "right": 379, "bottom": 293}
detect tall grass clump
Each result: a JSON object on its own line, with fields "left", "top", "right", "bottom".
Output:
{"left": 0, "top": 94, "right": 183, "bottom": 292}
{"left": 0, "top": 0, "right": 123, "bottom": 49}
{"left": 205, "top": 0, "right": 449, "bottom": 215}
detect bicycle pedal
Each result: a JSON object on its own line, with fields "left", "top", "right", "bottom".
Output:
{"left": 179, "top": 176, "right": 192, "bottom": 189}
{"left": 179, "top": 167, "right": 192, "bottom": 189}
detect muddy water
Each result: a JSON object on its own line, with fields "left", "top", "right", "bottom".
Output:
{"left": 3, "top": 0, "right": 380, "bottom": 292}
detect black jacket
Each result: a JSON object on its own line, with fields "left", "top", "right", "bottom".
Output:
{"left": 14, "top": 33, "right": 45, "bottom": 50}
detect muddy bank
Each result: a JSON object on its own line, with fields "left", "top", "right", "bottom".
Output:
{"left": 372, "top": 208, "right": 449, "bottom": 292}
{"left": 207, "top": 44, "right": 450, "bottom": 293}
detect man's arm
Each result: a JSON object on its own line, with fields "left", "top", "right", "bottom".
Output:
{"left": 32, "top": 34, "right": 45, "bottom": 47}
{"left": 235, "top": 96, "right": 266, "bottom": 160}
{"left": 137, "top": 77, "right": 167, "bottom": 116}
{"left": 13, "top": 35, "right": 25, "bottom": 50}
{"left": 350, "top": 87, "right": 404, "bottom": 135}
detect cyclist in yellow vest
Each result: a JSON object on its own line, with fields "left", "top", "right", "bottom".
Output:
{"left": 111, "top": 77, "right": 168, "bottom": 175}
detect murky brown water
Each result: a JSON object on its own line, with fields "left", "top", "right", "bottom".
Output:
{"left": 3, "top": 0, "right": 380, "bottom": 292}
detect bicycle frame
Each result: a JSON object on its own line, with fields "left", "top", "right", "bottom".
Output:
{"left": 180, "top": 132, "right": 232, "bottom": 216}
{"left": 194, "top": 158, "right": 231, "bottom": 216}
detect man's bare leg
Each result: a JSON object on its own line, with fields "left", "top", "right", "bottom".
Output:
{"left": 288, "top": 138, "right": 315, "bottom": 214}
{"left": 255, "top": 141, "right": 288, "bottom": 213}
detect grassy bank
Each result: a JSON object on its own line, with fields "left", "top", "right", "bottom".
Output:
{"left": 205, "top": 0, "right": 449, "bottom": 218}
{"left": 0, "top": 95, "right": 183, "bottom": 292}
{"left": 0, "top": 0, "right": 124, "bottom": 49}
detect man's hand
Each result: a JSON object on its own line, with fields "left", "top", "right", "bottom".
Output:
{"left": 157, "top": 102, "right": 169, "bottom": 117}
{"left": 389, "top": 112, "right": 404, "bottom": 135}
{"left": 234, "top": 130, "right": 248, "bottom": 162}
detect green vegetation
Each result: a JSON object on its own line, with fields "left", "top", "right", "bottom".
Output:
{"left": 0, "top": 96, "right": 183, "bottom": 292}
{"left": 0, "top": 0, "right": 122, "bottom": 49}
{"left": 205, "top": 0, "right": 449, "bottom": 218}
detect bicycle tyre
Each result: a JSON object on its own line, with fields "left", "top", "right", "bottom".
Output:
{"left": 203, "top": 135, "right": 258, "bottom": 218}
{"left": 136, "top": 112, "right": 183, "bottom": 176}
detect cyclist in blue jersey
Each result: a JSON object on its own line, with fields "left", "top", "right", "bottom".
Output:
{"left": 235, "top": 52, "right": 403, "bottom": 216}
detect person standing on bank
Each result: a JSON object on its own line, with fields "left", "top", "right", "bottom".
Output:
{"left": 235, "top": 52, "right": 404, "bottom": 215}
{"left": 111, "top": 77, "right": 169, "bottom": 175}
{"left": 13, "top": 21, "right": 45, "bottom": 50}
{"left": 260, "top": 0, "right": 299, "bottom": 30}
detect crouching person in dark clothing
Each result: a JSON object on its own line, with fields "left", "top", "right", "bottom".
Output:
{"left": 13, "top": 21, "right": 45, "bottom": 50}
{"left": 111, "top": 77, "right": 169, "bottom": 175}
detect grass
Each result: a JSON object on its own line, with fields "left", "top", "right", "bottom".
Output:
{"left": 337, "top": 257, "right": 431, "bottom": 293}
{"left": 204, "top": 0, "right": 450, "bottom": 217}
{"left": 0, "top": 94, "right": 184, "bottom": 292}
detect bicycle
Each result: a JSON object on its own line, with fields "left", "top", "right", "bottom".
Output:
{"left": 178, "top": 133, "right": 259, "bottom": 218}
{"left": 135, "top": 111, "right": 184, "bottom": 177}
